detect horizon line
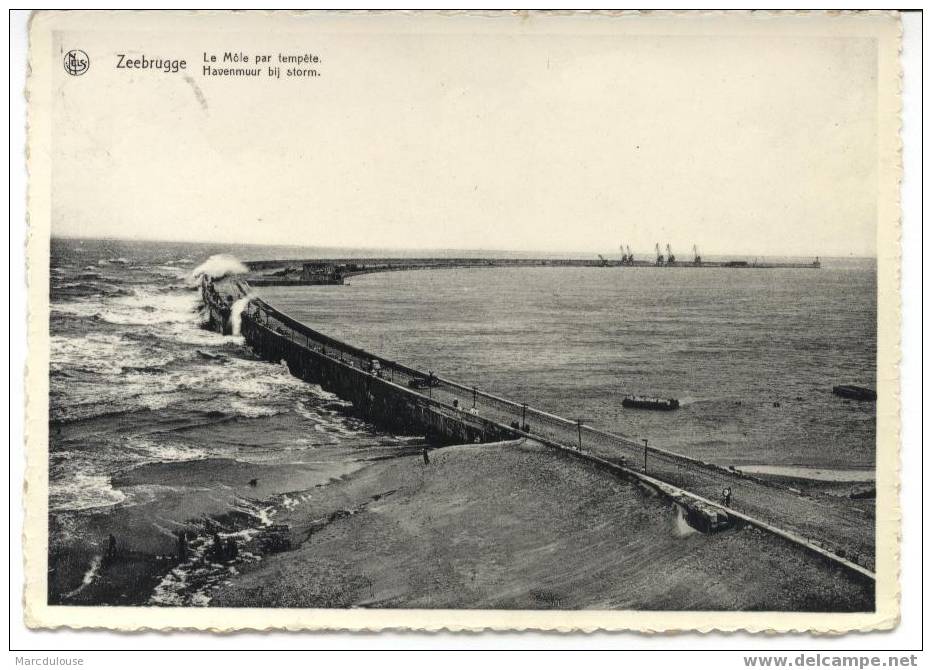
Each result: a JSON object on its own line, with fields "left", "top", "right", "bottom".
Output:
{"left": 49, "top": 234, "right": 877, "bottom": 260}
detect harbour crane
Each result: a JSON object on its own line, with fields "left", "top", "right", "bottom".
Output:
{"left": 655, "top": 243, "right": 664, "bottom": 266}
{"left": 666, "top": 244, "right": 676, "bottom": 265}
{"left": 693, "top": 245, "right": 702, "bottom": 266}
{"left": 619, "top": 244, "right": 628, "bottom": 264}
{"left": 627, "top": 245, "right": 634, "bottom": 264}
{"left": 597, "top": 254, "right": 608, "bottom": 267}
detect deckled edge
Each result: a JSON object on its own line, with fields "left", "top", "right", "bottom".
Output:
{"left": 20, "top": 8, "right": 904, "bottom": 635}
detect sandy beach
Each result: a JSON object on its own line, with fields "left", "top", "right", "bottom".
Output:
{"left": 211, "top": 439, "right": 873, "bottom": 611}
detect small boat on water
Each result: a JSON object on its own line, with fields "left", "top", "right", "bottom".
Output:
{"left": 622, "top": 395, "right": 680, "bottom": 411}
{"left": 832, "top": 385, "right": 877, "bottom": 401}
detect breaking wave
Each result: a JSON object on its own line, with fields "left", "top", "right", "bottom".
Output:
{"left": 191, "top": 254, "right": 248, "bottom": 281}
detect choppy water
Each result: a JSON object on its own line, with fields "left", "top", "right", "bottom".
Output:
{"left": 48, "top": 238, "right": 420, "bottom": 604}
{"left": 261, "top": 260, "right": 877, "bottom": 469}
{"left": 47, "top": 237, "right": 876, "bottom": 605}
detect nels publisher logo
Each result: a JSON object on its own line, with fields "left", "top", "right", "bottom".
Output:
{"left": 63, "top": 49, "right": 90, "bottom": 76}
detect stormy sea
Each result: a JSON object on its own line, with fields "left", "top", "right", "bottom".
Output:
{"left": 48, "top": 238, "right": 429, "bottom": 606}
{"left": 47, "top": 237, "right": 876, "bottom": 609}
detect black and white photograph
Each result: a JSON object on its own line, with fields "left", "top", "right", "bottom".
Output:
{"left": 21, "top": 9, "right": 903, "bottom": 633}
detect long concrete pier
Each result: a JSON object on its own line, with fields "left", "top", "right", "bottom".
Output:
{"left": 244, "top": 255, "right": 821, "bottom": 285}
{"left": 201, "top": 271, "right": 873, "bottom": 587}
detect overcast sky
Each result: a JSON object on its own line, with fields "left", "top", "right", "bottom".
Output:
{"left": 47, "top": 13, "right": 881, "bottom": 256}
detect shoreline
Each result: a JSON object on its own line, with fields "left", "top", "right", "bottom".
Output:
{"left": 211, "top": 439, "right": 873, "bottom": 611}
{"left": 739, "top": 465, "right": 875, "bottom": 483}
{"left": 49, "top": 437, "right": 874, "bottom": 610}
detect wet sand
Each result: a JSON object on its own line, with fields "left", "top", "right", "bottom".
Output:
{"left": 47, "top": 388, "right": 874, "bottom": 609}
{"left": 212, "top": 439, "right": 873, "bottom": 611}
{"left": 48, "top": 454, "right": 375, "bottom": 605}
{"left": 748, "top": 471, "right": 877, "bottom": 500}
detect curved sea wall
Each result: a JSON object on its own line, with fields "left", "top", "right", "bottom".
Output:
{"left": 240, "top": 314, "right": 514, "bottom": 445}
{"left": 203, "top": 277, "right": 515, "bottom": 445}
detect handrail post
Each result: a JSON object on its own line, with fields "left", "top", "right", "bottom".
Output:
{"left": 642, "top": 438, "right": 649, "bottom": 472}
{"left": 576, "top": 419, "right": 582, "bottom": 450}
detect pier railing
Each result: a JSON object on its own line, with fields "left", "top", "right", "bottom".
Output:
{"left": 246, "top": 297, "right": 874, "bottom": 572}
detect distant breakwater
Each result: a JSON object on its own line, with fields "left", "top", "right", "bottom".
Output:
{"left": 200, "top": 273, "right": 874, "bottom": 586}
{"left": 244, "top": 256, "right": 822, "bottom": 286}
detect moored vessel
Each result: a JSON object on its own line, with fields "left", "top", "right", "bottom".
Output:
{"left": 622, "top": 395, "right": 680, "bottom": 411}
{"left": 832, "top": 385, "right": 876, "bottom": 401}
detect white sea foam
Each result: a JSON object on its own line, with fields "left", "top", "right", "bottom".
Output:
{"left": 53, "top": 352, "right": 301, "bottom": 423}
{"left": 209, "top": 357, "right": 309, "bottom": 399}
{"left": 189, "top": 591, "right": 212, "bottom": 607}
{"left": 51, "top": 332, "right": 179, "bottom": 375}
{"left": 151, "top": 265, "right": 192, "bottom": 279}
{"left": 128, "top": 436, "right": 209, "bottom": 463}
{"left": 234, "top": 497, "right": 278, "bottom": 526}
{"left": 147, "top": 501, "right": 283, "bottom": 606}
{"left": 162, "top": 321, "right": 235, "bottom": 347}
{"left": 673, "top": 505, "right": 700, "bottom": 537}
{"left": 256, "top": 506, "right": 274, "bottom": 526}
{"left": 149, "top": 526, "right": 267, "bottom": 607}
{"left": 149, "top": 564, "right": 193, "bottom": 606}
{"left": 191, "top": 254, "right": 248, "bottom": 281}
{"left": 106, "top": 291, "right": 200, "bottom": 326}
{"left": 62, "top": 555, "right": 102, "bottom": 599}
{"left": 229, "top": 295, "right": 253, "bottom": 336}
{"left": 227, "top": 399, "right": 284, "bottom": 419}
{"left": 50, "top": 334, "right": 128, "bottom": 375}
{"left": 53, "top": 290, "right": 200, "bottom": 327}
{"left": 49, "top": 472, "right": 127, "bottom": 512}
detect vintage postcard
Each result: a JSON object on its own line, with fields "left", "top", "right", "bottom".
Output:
{"left": 24, "top": 10, "right": 902, "bottom": 632}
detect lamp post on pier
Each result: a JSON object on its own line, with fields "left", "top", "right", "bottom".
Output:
{"left": 472, "top": 386, "right": 478, "bottom": 409}
{"left": 574, "top": 418, "right": 594, "bottom": 452}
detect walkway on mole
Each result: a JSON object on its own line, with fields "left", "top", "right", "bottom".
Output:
{"left": 302, "top": 328, "right": 875, "bottom": 571}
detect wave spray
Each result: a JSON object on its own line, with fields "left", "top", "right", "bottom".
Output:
{"left": 230, "top": 295, "right": 252, "bottom": 336}
{"left": 191, "top": 254, "right": 248, "bottom": 282}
